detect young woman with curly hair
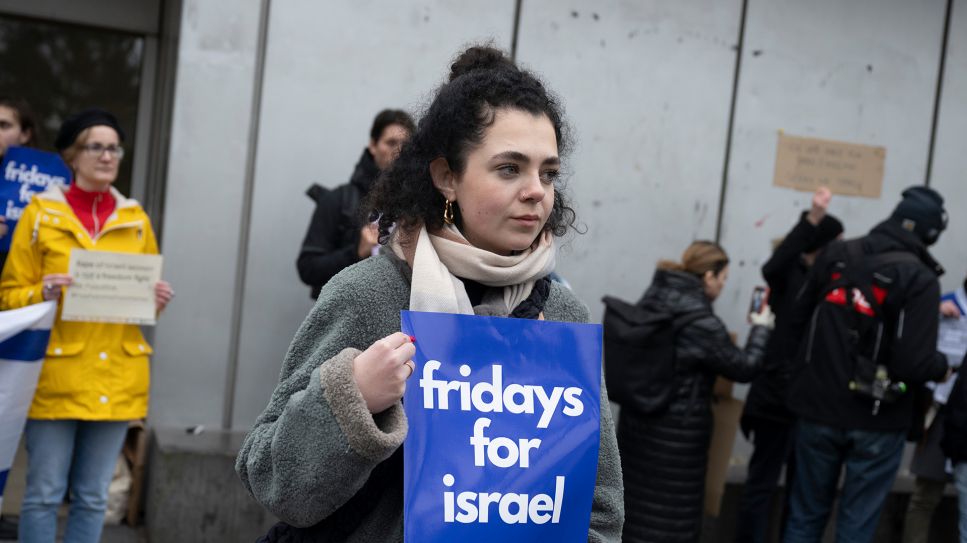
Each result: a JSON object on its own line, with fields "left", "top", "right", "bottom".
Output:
{"left": 236, "top": 45, "right": 624, "bottom": 542}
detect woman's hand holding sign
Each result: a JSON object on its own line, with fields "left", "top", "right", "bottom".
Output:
{"left": 352, "top": 332, "right": 416, "bottom": 414}
{"left": 41, "top": 273, "right": 73, "bottom": 301}
{"left": 155, "top": 280, "right": 174, "bottom": 314}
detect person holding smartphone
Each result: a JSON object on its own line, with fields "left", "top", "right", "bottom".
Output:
{"left": 735, "top": 187, "right": 843, "bottom": 542}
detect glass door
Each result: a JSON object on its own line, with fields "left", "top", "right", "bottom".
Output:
{"left": 0, "top": 15, "right": 146, "bottom": 196}
{"left": 0, "top": 0, "right": 170, "bottom": 207}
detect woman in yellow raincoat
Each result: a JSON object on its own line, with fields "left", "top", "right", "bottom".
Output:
{"left": 0, "top": 108, "right": 173, "bottom": 543}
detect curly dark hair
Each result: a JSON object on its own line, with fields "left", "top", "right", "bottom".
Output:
{"left": 365, "top": 45, "right": 576, "bottom": 244}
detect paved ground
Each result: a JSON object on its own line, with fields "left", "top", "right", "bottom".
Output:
{"left": 0, "top": 517, "right": 145, "bottom": 543}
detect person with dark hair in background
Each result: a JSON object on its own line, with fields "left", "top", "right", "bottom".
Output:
{"left": 0, "top": 96, "right": 40, "bottom": 273}
{"left": 735, "top": 187, "right": 843, "bottom": 543}
{"left": 784, "top": 186, "right": 953, "bottom": 542}
{"left": 619, "top": 240, "right": 773, "bottom": 543}
{"left": 297, "top": 109, "right": 415, "bottom": 298}
{"left": 237, "top": 45, "right": 624, "bottom": 542}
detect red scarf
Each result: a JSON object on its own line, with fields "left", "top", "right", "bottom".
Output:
{"left": 65, "top": 185, "right": 116, "bottom": 237}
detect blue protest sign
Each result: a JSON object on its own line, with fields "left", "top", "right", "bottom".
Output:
{"left": 401, "top": 310, "right": 602, "bottom": 542}
{"left": 0, "top": 146, "right": 71, "bottom": 251}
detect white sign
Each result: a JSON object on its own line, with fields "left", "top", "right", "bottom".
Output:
{"left": 61, "top": 250, "right": 163, "bottom": 325}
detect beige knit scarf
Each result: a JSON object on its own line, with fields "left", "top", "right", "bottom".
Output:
{"left": 391, "top": 224, "right": 556, "bottom": 316}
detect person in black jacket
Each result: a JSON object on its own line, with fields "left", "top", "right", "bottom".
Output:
{"left": 940, "top": 356, "right": 967, "bottom": 543}
{"left": 618, "top": 241, "right": 773, "bottom": 543}
{"left": 735, "top": 187, "right": 843, "bottom": 543}
{"left": 784, "top": 186, "right": 953, "bottom": 543}
{"left": 297, "top": 109, "right": 415, "bottom": 298}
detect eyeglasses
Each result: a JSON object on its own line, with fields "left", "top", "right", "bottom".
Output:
{"left": 81, "top": 143, "right": 125, "bottom": 160}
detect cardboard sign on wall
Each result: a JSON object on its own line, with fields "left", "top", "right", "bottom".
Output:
{"left": 773, "top": 131, "right": 886, "bottom": 198}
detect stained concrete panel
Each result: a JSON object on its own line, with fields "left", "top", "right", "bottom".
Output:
{"left": 514, "top": 1, "right": 743, "bottom": 320}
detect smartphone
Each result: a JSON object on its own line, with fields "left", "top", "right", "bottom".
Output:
{"left": 749, "top": 286, "right": 769, "bottom": 316}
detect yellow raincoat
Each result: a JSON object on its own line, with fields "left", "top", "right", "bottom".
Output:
{"left": 0, "top": 185, "right": 159, "bottom": 420}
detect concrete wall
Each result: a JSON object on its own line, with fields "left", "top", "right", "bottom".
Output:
{"left": 150, "top": 0, "right": 264, "bottom": 429}
{"left": 719, "top": 0, "right": 948, "bottom": 340}
{"left": 150, "top": 0, "right": 967, "bottom": 432}
{"left": 515, "top": 0, "right": 742, "bottom": 320}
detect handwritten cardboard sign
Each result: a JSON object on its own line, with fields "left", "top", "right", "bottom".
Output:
{"left": 773, "top": 132, "right": 885, "bottom": 198}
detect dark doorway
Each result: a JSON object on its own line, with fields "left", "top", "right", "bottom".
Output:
{"left": 0, "top": 15, "right": 145, "bottom": 196}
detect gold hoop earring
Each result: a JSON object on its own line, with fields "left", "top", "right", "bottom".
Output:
{"left": 443, "top": 199, "right": 454, "bottom": 225}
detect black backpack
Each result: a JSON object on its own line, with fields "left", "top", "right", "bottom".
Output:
{"left": 602, "top": 295, "right": 707, "bottom": 415}
{"left": 814, "top": 239, "right": 919, "bottom": 415}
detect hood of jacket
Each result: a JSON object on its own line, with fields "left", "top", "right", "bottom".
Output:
{"left": 643, "top": 268, "right": 713, "bottom": 317}
{"left": 868, "top": 219, "right": 944, "bottom": 277}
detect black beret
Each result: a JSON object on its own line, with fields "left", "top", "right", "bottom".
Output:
{"left": 54, "top": 108, "right": 126, "bottom": 151}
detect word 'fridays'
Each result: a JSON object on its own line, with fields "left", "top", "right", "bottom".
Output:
{"left": 418, "top": 361, "right": 586, "bottom": 525}
{"left": 5, "top": 161, "right": 67, "bottom": 189}
{"left": 4, "top": 161, "right": 68, "bottom": 220}
{"left": 419, "top": 361, "right": 584, "bottom": 429}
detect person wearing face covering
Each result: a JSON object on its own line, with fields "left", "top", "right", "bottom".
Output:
{"left": 236, "top": 46, "right": 624, "bottom": 542}
{"left": 784, "top": 186, "right": 953, "bottom": 543}
{"left": 1, "top": 108, "right": 174, "bottom": 543}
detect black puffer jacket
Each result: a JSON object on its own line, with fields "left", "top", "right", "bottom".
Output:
{"left": 618, "top": 269, "right": 769, "bottom": 543}
{"left": 297, "top": 148, "right": 380, "bottom": 298}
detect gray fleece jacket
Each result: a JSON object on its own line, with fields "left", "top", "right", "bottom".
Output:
{"left": 236, "top": 253, "right": 624, "bottom": 542}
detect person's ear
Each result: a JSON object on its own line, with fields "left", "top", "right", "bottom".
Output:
{"left": 703, "top": 270, "right": 715, "bottom": 285}
{"left": 429, "top": 157, "right": 457, "bottom": 202}
{"left": 367, "top": 138, "right": 378, "bottom": 156}
{"left": 17, "top": 129, "right": 30, "bottom": 146}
